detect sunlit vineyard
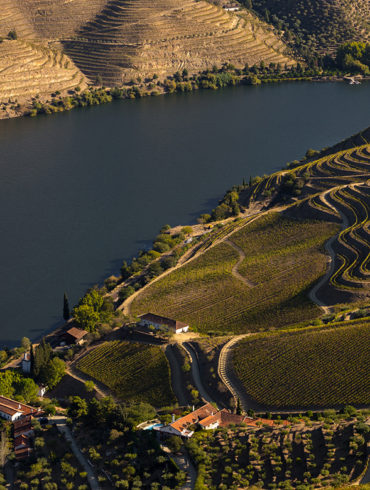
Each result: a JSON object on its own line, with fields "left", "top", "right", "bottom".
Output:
{"left": 232, "top": 321, "right": 370, "bottom": 408}
{"left": 131, "top": 214, "right": 338, "bottom": 334}
{"left": 245, "top": 142, "right": 370, "bottom": 304}
{"left": 76, "top": 341, "right": 175, "bottom": 407}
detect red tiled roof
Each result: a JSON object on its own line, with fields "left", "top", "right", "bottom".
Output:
{"left": 14, "top": 434, "right": 29, "bottom": 448}
{"left": 219, "top": 410, "right": 246, "bottom": 426}
{"left": 66, "top": 327, "right": 87, "bottom": 339}
{"left": 13, "top": 415, "right": 32, "bottom": 430}
{"left": 199, "top": 413, "right": 220, "bottom": 427}
{"left": 15, "top": 447, "right": 33, "bottom": 459}
{"left": 171, "top": 403, "right": 216, "bottom": 432}
{"left": 199, "top": 410, "right": 250, "bottom": 428}
{"left": 140, "top": 313, "right": 189, "bottom": 331}
{"left": 0, "top": 396, "right": 37, "bottom": 417}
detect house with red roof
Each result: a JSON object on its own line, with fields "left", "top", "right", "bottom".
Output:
{"left": 64, "top": 327, "right": 88, "bottom": 345}
{"left": 0, "top": 396, "right": 39, "bottom": 422}
{"left": 156, "top": 404, "right": 285, "bottom": 438}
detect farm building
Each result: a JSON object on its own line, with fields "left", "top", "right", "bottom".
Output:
{"left": 0, "top": 396, "right": 39, "bottom": 422}
{"left": 156, "top": 404, "right": 280, "bottom": 438}
{"left": 139, "top": 313, "right": 189, "bottom": 334}
{"left": 64, "top": 327, "right": 88, "bottom": 345}
{"left": 13, "top": 415, "right": 35, "bottom": 460}
{"left": 157, "top": 403, "right": 217, "bottom": 438}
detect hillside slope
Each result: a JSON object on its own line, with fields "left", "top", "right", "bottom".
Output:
{"left": 129, "top": 137, "right": 370, "bottom": 334}
{"left": 0, "top": 40, "right": 87, "bottom": 116}
{"left": 0, "top": 0, "right": 295, "bottom": 101}
{"left": 62, "top": 0, "right": 294, "bottom": 84}
{"left": 252, "top": 0, "right": 370, "bottom": 53}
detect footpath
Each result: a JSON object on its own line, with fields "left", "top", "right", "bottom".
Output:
{"left": 49, "top": 416, "right": 100, "bottom": 490}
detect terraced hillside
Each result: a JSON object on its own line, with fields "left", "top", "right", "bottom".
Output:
{"left": 0, "top": 0, "right": 295, "bottom": 100}
{"left": 252, "top": 0, "right": 370, "bottom": 53}
{"left": 232, "top": 320, "right": 370, "bottom": 409}
{"left": 63, "top": 0, "right": 294, "bottom": 84}
{"left": 244, "top": 143, "right": 370, "bottom": 305}
{"left": 131, "top": 215, "right": 338, "bottom": 334}
{"left": 0, "top": 40, "right": 86, "bottom": 108}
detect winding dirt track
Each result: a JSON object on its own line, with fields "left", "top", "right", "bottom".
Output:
{"left": 217, "top": 334, "right": 250, "bottom": 411}
{"left": 66, "top": 366, "right": 113, "bottom": 400}
{"left": 308, "top": 187, "right": 350, "bottom": 314}
{"left": 225, "top": 239, "right": 255, "bottom": 287}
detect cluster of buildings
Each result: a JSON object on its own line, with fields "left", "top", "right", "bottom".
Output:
{"left": 0, "top": 395, "right": 41, "bottom": 460}
{"left": 156, "top": 403, "right": 277, "bottom": 438}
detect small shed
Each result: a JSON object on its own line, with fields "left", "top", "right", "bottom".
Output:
{"left": 64, "top": 327, "right": 88, "bottom": 345}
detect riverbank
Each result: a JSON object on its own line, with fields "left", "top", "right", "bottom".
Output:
{"left": 1, "top": 66, "right": 367, "bottom": 121}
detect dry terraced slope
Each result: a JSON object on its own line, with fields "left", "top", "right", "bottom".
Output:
{"left": 63, "top": 0, "right": 295, "bottom": 84}
{"left": 0, "top": 0, "right": 294, "bottom": 99}
{"left": 0, "top": 40, "right": 86, "bottom": 102}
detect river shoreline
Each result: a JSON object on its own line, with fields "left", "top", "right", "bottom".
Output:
{"left": 1, "top": 73, "right": 368, "bottom": 122}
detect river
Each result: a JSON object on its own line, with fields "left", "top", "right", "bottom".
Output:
{"left": 0, "top": 81, "right": 368, "bottom": 346}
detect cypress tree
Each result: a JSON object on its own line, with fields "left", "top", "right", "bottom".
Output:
{"left": 63, "top": 292, "right": 70, "bottom": 321}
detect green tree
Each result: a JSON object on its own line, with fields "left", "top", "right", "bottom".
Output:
{"left": 73, "top": 304, "right": 100, "bottom": 332}
{"left": 0, "top": 371, "right": 15, "bottom": 398}
{"left": 21, "top": 337, "right": 31, "bottom": 352}
{"left": 32, "top": 339, "right": 52, "bottom": 378}
{"left": 15, "top": 377, "right": 39, "bottom": 402}
{"left": 63, "top": 293, "right": 70, "bottom": 321}
{"left": 119, "top": 286, "right": 135, "bottom": 302}
{"left": 68, "top": 396, "right": 88, "bottom": 418}
{"left": 40, "top": 357, "right": 65, "bottom": 389}
{"left": 0, "top": 352, "right": 7, "bottom": 366}
{"left": 7, "top": 30, "right": 17, "bottom": 40}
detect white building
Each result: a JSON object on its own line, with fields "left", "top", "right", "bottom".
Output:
{"left": 21, "top": 352, "right": 31, "bottom": 374}
{"left": 0, "top": 396, "right": 39, "bottom": 422}
{"left": 139, "top": 313, "right": 189, "bottom": 334}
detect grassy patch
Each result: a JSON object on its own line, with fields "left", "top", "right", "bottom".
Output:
{"left": 76, "top": 341, "right": 175, "bottom": 407}
{"left": 131, "top": 214, "right": 338, "bottom": 334}
{"left": 233, "top": 320, "right": 370, "bottom": 408}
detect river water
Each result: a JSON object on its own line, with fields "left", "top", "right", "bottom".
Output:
{"left": 0, "top": 82, "right": 369, "bottom": 346}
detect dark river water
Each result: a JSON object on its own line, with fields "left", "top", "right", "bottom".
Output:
{"left": 0, "top": 82, "right": 369, "bottom": 346}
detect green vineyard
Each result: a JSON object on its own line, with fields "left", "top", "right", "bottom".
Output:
{"left": 246, "top": 142, "right": 370, "bottom": 302}
{"left": 232, "top": 320, "right": 370, "bottom": 408}
{"left": 131, "top": 214, "right": 338, "bottom": 334}
{"left": 76, "top": 341, "right": 175, "bottom": 407}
